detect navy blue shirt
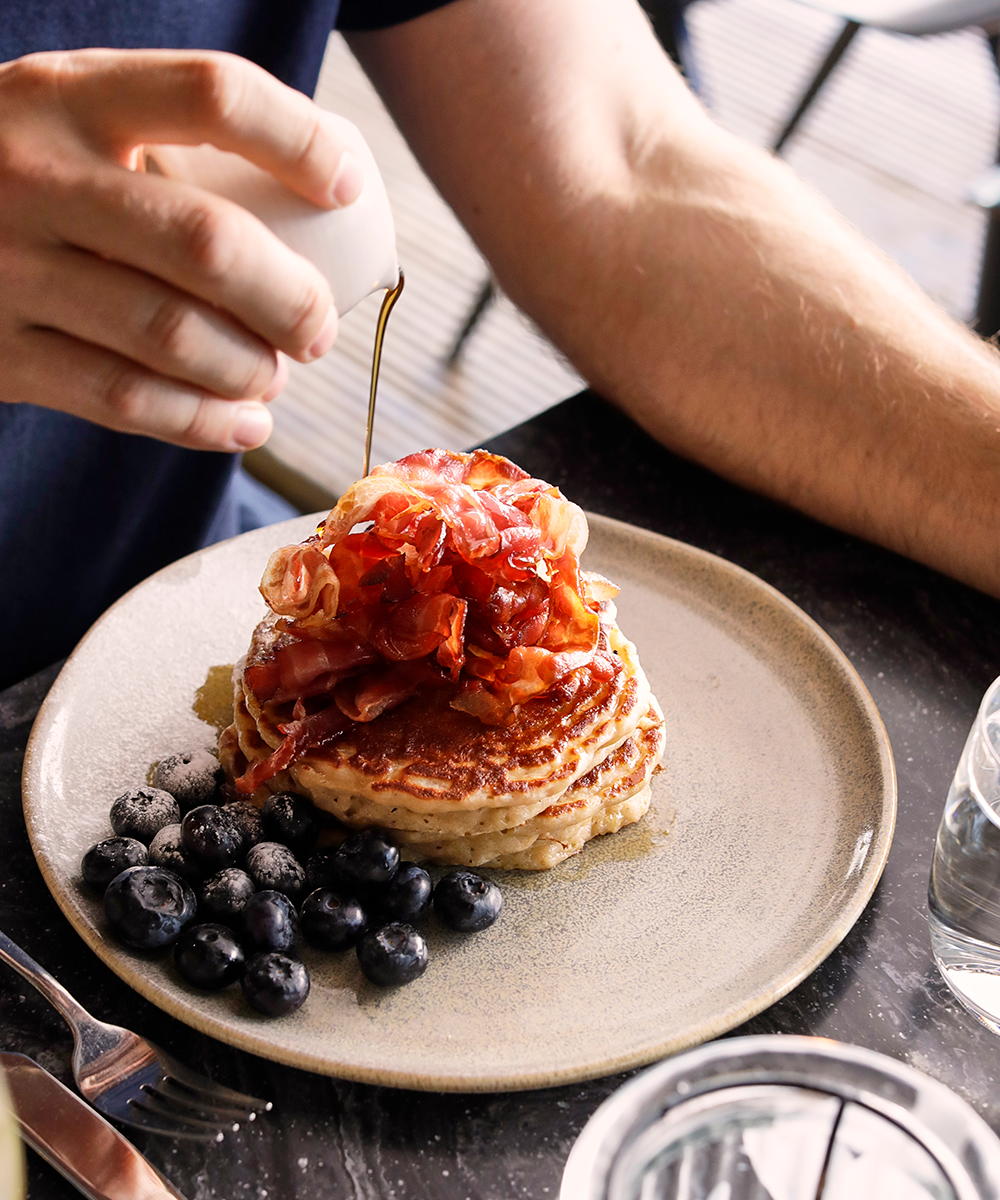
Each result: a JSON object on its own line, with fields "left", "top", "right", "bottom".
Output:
{"left": 0, "top": 1, "right": 448, "bottom": 688}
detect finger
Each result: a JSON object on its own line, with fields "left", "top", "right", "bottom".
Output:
{"left": 41, "top": 166, "right": 339, "bottom": 362}
{"left": 25, "top": 49, "right": 363, "bottom": 208}
{"left": 23, "top": 244, "right": 281, "bottom": 398}
{"left": 10, "top": 327, "right": 275, "bottom": 451}
{"left": 261, "top": 352, "right": 289, "bottom": 402}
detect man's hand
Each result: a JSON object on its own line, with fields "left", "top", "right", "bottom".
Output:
{"left": 0, "top": 48, "right": 363, "bottom": 450}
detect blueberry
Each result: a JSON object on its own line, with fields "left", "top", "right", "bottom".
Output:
{"left": 181, "top": 805, "right": 242, "bottom": 872}
{"left": 153, "top": 749, "right": 223, "bottom": 813}
{"left": 300, "top": 889, "right": 368, "bottom": 951}
{"left": 197, "top": 868, "right": 255, "bottom": 925}
{"left": 433, "top": 870, "right": 503, "bottom": 932}
{"left": 241, "top": 952, "right": 310, "bottom": 1017}
{"left": 304, "top": 850, "right": 343, "bottom": 894}
{"left": 109, "top": 787, "right": 180, "bottom": 845}
{"left": 243, "top": 890, "right": 299, "bottom": 954}
{"left": 374, "top": 863, "right": 432, "bottom": 924}
{"left": 223, "top": 800, "right": 265, "bottom": 854}
{"left": 174, "top": 924, "right": 245, "bottom": 990}
{"left": 245, "top": 842, "right": 306, "bottom": 901}
{"left": 147, "top": 824, "right": 202, "bottom": 880}
{"left": 356, "top": 923, "right": 428, "bottom": 986}
{"left": 81, "top": 837, "right": 147, "bottom": 893}
{"left": 104, "top": 866, "right": 196, "bottom": 950}
{"left": 334, "top": 830, "right": 399, "bottom": 894}
{"left": 262, "top": 792, "right": 318, "bottom": 857}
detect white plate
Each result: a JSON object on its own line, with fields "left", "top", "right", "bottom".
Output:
{"left": 23, "top": 514, "right": 895, "bottom": 1092}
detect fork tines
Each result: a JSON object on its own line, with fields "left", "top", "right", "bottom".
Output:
{"left": 87, "top": 1042, "right": 270, "bottom": 1141}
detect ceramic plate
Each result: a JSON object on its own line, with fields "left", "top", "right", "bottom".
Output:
{"left": 23, "top": 514, "right": 895, "bottom": 1092}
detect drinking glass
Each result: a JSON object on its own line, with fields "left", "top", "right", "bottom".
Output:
{"left": 928, "top": 674, "right": 1000, "bottom": 1031}
{"left": 561, "top": 1035, "right": 1000, "bottom": 1200}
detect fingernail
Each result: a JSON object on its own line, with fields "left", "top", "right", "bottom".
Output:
{"left": 231, "top": 403, "right": 273, "bottom": 450}
{"left": 308, "top": 308, "right": 338, "bottom": 360}
{"left": 261, "top": 352, "right": 289, "bottom": 402}
{"left": 330, "top": 150, "right": 364, "bottom": 207}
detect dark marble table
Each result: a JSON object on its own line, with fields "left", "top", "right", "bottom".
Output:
{"left": 5, "top": 390, "right": 1000, "bottom": 1199}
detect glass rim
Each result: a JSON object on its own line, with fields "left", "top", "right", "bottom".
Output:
{"left": 560, "top": 1034, "right": 1000, "bottom": 1200}
{"left": 975, "top": 675, "right": 1000, "bottom": 768}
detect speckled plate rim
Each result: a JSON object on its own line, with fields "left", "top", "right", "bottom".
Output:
{"left": 22, "top": 514, "right": 896, "bottom": 1092}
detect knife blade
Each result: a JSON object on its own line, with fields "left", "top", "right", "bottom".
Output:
{"left": 1, "top": 1052, "right": 189, "bottom": 1200}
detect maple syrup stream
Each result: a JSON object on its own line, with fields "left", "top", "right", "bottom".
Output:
{"left": 363, "top": 269, "right": 405, "bottom": 477}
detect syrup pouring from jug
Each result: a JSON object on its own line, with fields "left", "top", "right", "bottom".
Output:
{"left": 143, "top": 113, "right": 401, "bottom": 476}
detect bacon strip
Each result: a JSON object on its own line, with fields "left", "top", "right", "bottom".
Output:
{"left": 260, "top": 543, "right": 340, "bottom": 625}
{"left": 372, "top": 593, "right": 468, "bottom": 663}
{"left": 244, "top": 634, "right": 377, "bottom": 704}
{"left": 335, "top": 659, "right": 446, "bottom": 722}
{"left": 235, "top": 704, "right": 349, "bottom": 794}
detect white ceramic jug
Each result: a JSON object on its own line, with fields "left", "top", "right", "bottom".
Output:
{"left": 144, "top": 114, "right": 400, "bottom": 317}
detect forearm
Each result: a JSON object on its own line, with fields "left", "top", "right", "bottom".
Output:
{"left": 351, "top": 0, "right": 1000, "bottom": 595}
{"left": 552, "top": 133, "right": 1000, "bottom": 592}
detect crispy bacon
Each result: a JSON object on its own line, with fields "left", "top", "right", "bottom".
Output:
{"left": 260, "top": 543, "right": 340, "bottom": 626}
{"left": 327, "top": 533, "right": 398, "bottom": 610}
{"left": 319, "top": 448, "right": 579, "bottom": 572}
{"left": 335, "top": 659, "right": 447, "bottom": 722}
{"left": 372, "top": 593, "right": 468, "bottom": 663}
{"left": 518, "top": 489, "right": 589, "bottom": 560}
{"left": 503, "top": 645, "right": 598, "bottom": 705}
{"left": 435, "top": 597, "right": 467, "bottom": 676}
{"left": 585, "top": 572, "right": 621, "bottom": 603}
{"left": 244, "top": 633, "right": 377, "bottom": 704}
{"left": 540, "top": 560, "right": 600, "bottom": 656}
{"left": 450, "top": 678, "right": 508, "bottom": 725}
{"left": 240, "top": 449, "right": 609, "bottom": 788}
{"left": 235, "top": 703, "right": 349, "bottom": 794}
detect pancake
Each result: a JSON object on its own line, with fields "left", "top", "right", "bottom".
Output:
{"left": 385, "top": 700, "right": 665, "bottom": 868}
{"left": 219, "top": 448, "right": 666, "bottom": 869}
{"left": 222, "top": 613, "right": 664, "bottom": 869}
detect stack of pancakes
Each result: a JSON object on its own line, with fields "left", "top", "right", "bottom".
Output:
{"left": 221, "top": 594, "right": 664, "bottom": 870}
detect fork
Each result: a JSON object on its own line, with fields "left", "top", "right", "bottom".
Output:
{"left": 0, "top": 927, "right": 271, "bottom": 1140}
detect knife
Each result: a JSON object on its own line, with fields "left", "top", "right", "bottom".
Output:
{"left": 1, "top": 1052, "right": 189, "bottom": 1200}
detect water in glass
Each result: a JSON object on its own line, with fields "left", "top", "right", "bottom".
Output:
{"left": 928, "top": 676, "right": 1000, "bottom": 1033}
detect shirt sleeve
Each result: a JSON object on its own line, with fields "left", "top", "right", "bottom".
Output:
{"left": 336, "top": 0, "right": 457, "bottom": 30}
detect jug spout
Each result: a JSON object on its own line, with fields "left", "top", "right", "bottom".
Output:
{"left": 145, "top": 113, "right": 399, "bottom": 317}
